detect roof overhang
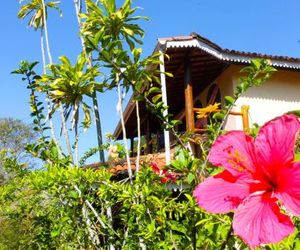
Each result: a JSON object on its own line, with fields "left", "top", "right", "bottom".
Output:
{"left": 113, "top": 33, "right": 300, "bottom": 139}
{"left": 156, "top": 32, "right": 300, "bottom": 70}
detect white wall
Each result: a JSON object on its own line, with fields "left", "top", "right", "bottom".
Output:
{"left": 224, "top": 66, "right": 300, "bottom": 130}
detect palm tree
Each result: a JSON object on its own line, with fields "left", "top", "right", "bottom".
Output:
{"left": 18, "top": 0, "right": 59, "bottom": 29}
{"left": 38, "top": 54, "right": 104, "bottom": 164}
{"left": 18, "top": 0, "right": 61, "bottom": 63}
{"left": 73, "top": 0, "right": 105, "bottom": 163}
{"left": 18, "top": 0, "right": 73, "bottom": 159}
{"left": 80, "top": 0, "right": 148, "bottom": 181}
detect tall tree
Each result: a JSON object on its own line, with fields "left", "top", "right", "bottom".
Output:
{"left": 73, "top": 0, "right": 105, "bottom": 163}
{"left": 18, "top": 0, "right": 60, "bottom": 146}
{"left": 18, "top": 0, "right": 73, "bottom": 160}
{"left": 81, "top": 0, "right": 148, "bottom": 180}
{"left": 38, "top": 54, "right": 103, "bottom": 164}
{"left": 0, "top": 118, "right": 36, "bottom": 183}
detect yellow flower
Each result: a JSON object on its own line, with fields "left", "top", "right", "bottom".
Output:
{"left": 195, "top": 103, "right": 220, "bottom": 119}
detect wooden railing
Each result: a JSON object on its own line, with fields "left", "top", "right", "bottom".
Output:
{"left": 193, "top": 105, "right": 250, "bottom": 132}
{"left": 141, "top": 105, "right": 250, "bottom": 156}
{"left": 228, "top": 105, "right": 250, "bottom": 131}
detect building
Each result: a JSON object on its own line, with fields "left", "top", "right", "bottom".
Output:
{"left": 113, "top": 33, "right": 300, "bottom": 164}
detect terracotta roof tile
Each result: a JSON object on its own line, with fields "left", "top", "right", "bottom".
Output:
{"left": 85, "top": 153, "right": 168, "bottom": 175}
{"left": 107, "top": 153, "right": 166, "bottom": 174}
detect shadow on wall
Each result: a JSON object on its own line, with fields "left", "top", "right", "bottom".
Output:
{"left": 241, "top": 69, "right": 300, "bottom": 103}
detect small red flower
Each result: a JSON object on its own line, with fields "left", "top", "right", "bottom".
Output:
{"left": 151, "top": 162, "right": 176, "bottom": 183}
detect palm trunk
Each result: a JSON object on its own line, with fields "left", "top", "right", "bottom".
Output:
{"left": 41, "top": 0, "right": 53, "bottom": 65}
{"left": 40, "top": 29, "right": 62, "bottom": 156}
{"left": 41, "top": 0, "right": 73, "bottom": 160}
{"left": 117, "top": 78, "right": 133, "bottom": 183}
{"left": 73, "top": 2, "right": 113, "bottom": 250}
{"left": 40, "top": 30, "right": 46, "bottom": 73}
{"left": 74, "top": 132, "right": 79, "bottom": 166}
{"left": 60, "top": 105, "right": 73, "bottom": 161}
{"left": 92, "top": 93, "right": 105, "bottom": 162}
{"left": 73, "top": 0, "right": 105, "bottom": 163}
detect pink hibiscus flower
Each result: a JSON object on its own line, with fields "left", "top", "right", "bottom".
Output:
{"left": 151, "top": 162, "right": 177, "bottom": 183}
{"left": 193, "top": 114, "right": 300, "bottom": 248}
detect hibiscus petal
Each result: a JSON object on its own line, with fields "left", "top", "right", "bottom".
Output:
{"left": 233, "top": 194, "right": 294, "bottom": 248}
{"left": 193, "top": 170, "right": 250, "bottom": 213}
{"left": 255, "top": 114, "right": 300, "bottom": 175}
{"left": 275, "top": 162, "right": 300, "bottom": 216}
{"left": 208, "top": 131, "right": 256, "bottom": 175}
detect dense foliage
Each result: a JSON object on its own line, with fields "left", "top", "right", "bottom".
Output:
{"left": 1, "top": 0, "right": 300, "bottom": 249}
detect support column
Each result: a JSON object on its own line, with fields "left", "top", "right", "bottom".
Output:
{"left": 130, "top": 137, "right": 134, "bottom": 157}
{"left": 184, "top": 56, "right": 196, "bottom": 154}
{"left": 145, "top": 116, "right": 152, "bottom": 154}
{"left": 184, "top": 57, "right": 194, "bottom": 132}
{"left": 241, "top": 105, "right": 250, "bottom": 131}
{"left": 159, "top": 48, "right": 171, "bottom": 164}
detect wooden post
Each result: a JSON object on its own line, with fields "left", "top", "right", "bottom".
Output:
{"left": 241, "top": 105, "right": 250, "bottom": 131}
{"left": 130, "top": 137, "right": 134, "bottom": 157}
{"left": 145, "top": 116, "right": 152, "bottom": 154}
{"left": 228, "top": 105, "right": 250, "bottom": 131}
{"left": 184, "top": 56, "right": 196, "bottom": 154}
{"left": 184, "top": 56, "right": 194, "bottom": 132}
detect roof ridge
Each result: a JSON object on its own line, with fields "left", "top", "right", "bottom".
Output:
{"left": 190, "top": 32, "right": 223, "bottom": 51}
{"left": 190, "top": 32, "right": 300, "bottom": 62}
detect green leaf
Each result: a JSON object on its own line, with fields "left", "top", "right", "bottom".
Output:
{"left": 287, "top": 110, "right": 300, "bottom": 118}
{"left": 224, "top": 96, "right": 235, "bottom": 105}
{"left": 152, "top": 94, "right": 162, "bottom": 104}
{"left": 195, "top": 218, "right": 211, "bottom": 227}
{"left": 123, "top": 26, "right": 134, "bottom": 36}
{"left": 70, "top": 190, "right": 79, "bottom": 199}
{"left": 51, "top": 229, "right": 60, "bottom": 237}
{"left": 212, "top": 112, "right": 225, "bottom": 120}
{"left": 148, "top": 87, "right": 161, "bottom": 95}
{"left": 132, "top": 48, "right": 142, "bottom": 62}
{"left": 295, "top": 153, "right": 300, "bottom": 162}
{"left": 168, "top": 221, "right": 187, "bottom": 235}
{"left": 187, "top": 172, "right": 195, "bottom": 184}
{"left": 251, "top": 58, "right": 261, "bottom": 70}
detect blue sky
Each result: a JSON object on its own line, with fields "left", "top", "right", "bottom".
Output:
{"left": 1, "top": 0, "right": 300, "bottom": 163}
